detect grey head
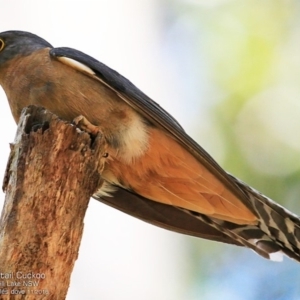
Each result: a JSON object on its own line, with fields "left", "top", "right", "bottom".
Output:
{"left": 0, "top": 30, "right": 53, "bottom": 66}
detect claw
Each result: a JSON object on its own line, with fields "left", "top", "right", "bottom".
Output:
{"left": 73, "top": 115, "right": 100, "bottom": 136}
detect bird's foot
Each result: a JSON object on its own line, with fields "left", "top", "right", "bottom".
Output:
{"left": 73, "top": 115, "right": 100, "bottom": 136}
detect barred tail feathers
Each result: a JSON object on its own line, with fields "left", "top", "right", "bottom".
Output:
{"left": 178, "top": 174, "right": 300, "bottom": 262}
{"left": 235, "top": 177, "right": 300, "bottom": 262}
{"left": 220, "top": 175, "right": 300, "bottom": 262}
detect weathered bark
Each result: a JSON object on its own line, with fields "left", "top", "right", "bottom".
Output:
{"left": 0, "top": 106, "right": 106, "bottom": 299}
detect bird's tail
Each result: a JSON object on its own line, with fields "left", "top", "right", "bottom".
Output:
{"left": 181, "top": 175, "right": 300, "bottom": 262}
{"left": 97, "top": 178, "right": 300, "bottom": 262}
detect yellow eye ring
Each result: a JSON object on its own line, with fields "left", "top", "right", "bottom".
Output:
{"left": 0, "top": 39, "right": 4, "bottom": 52}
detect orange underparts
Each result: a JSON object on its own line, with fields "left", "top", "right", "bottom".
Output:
{"left": 106, "top": 128, "right": 258, "bottom": 225}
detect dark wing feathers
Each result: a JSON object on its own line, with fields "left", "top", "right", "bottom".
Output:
{"left": 49, "top": 47, "right": 184, "bottom": 130}
{"left": 99, "top": 187, "right": 242, "bottom": 246}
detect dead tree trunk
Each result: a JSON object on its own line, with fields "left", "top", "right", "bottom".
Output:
{"left": 0, "top": 106, "right": 106, "bottom": 299}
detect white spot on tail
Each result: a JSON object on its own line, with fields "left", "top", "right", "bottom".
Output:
{"left": 269, "top": 251, "right": 284, "bottom": 262}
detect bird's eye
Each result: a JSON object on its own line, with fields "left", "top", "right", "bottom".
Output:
{"left": 0, "top": 39, "right": 4, "bottom": 52}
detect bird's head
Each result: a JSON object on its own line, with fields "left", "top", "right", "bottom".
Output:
{"left": 0, "top": 31, "right": 52, "bottom": 67}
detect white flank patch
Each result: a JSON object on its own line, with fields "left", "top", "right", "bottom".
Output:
{"left": 58, "top": 57, "right": 95, "bottom": 75}
{"left": 120, "top": 116, "right": 149, "bottom": 163}
{"left": 93, "top": 181, "right": 117, "bottom": 198}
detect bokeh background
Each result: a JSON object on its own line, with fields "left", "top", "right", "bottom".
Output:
{"left": 1, "top": 0, "right": 300, "bottom": 299}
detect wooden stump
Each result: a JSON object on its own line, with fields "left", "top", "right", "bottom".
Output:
{"left": 0, "top": 106, "right": 106, "bottom": 299}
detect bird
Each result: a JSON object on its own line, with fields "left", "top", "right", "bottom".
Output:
{"left": 0, "top": 30, "right": 300, "bottom": 263}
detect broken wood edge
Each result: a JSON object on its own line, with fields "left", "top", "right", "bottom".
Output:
{"left": 0, "top": 105, "right": 106, "bottom": 299}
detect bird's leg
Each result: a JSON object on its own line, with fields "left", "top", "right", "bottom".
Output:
{"left": 73, "top": 115, "right": 109, "bottom": 158}
{"left": 73, "top": 115, "right": 100, "bottom": 136}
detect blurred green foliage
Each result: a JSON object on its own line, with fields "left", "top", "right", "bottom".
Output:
{"left": 164, "top": 1, "right": 300, "bottom": 299}
{"left": 166, "top": 0, "right": 300, "bottom": 210}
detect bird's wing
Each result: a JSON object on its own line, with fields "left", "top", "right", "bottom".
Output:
{"left": 48, "top": 50, "right": 250, "bottom": 245}
{"left": 49, "top": 47, "right": 253, "bottom": 213}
